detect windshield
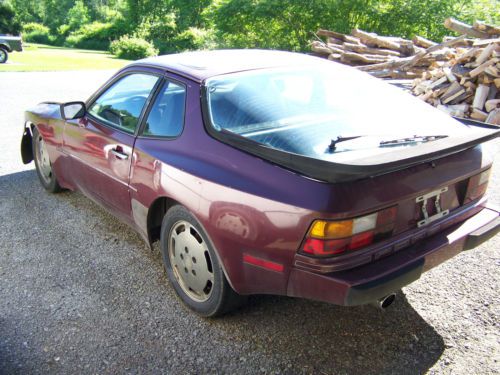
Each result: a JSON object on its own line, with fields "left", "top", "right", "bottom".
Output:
{"left": 205, "top": 62, "right": 473, "bottom": 162}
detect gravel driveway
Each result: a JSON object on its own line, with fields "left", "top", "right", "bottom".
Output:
{"left": 0, "top": 71, "right": 499, "bottom": 375}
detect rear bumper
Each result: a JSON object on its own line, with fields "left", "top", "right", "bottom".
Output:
{"left": 287, "top": 205, "right": 500, "bottom": 306}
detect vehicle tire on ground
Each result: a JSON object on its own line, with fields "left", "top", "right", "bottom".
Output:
{"left": 160, "top": 205, "right": 245, "bottom": 317}
{"left": 0, "top": 47, "right": 8, "bottom": 64}
{"left": 32, "top": 127, "right": 62, "bottom": 193}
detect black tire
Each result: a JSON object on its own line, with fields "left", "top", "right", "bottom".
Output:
{"left": 0, "top": 48, "right": 8, "bottom": 64}
{"left": 32, "top": 127, "right": 62, "bottom": 193}
{"left": 160, "top": 205, "right": 245, "bottom": 317}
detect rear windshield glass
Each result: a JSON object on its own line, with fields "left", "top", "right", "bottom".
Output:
{"left": 204, "top": 62, "right": 472, "bottom": 162}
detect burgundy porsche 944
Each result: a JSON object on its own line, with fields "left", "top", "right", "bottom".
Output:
{"left": 21, "top": 50, "right": 499, "bottom": 316}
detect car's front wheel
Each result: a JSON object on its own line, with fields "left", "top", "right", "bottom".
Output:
{"left": 32, "top": 127, "right": 62, "bottom": 193}
{"left": 160, "top": 205, "right": 244, "bottom": 317}
{"left": 0, "top": 48, "right": 8, "bottom": 64}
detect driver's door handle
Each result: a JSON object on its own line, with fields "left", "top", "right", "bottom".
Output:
{"left": 110, "top": 147, "right": 129, "bottom": 160}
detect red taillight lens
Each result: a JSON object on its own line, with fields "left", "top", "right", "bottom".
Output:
{"left": 465, "top": 169, "right": 491, "bottom": 203}
{"left": 349, "top": 231, "right": 374, "bottom": 250}
{"left": 301, "top": 206, "right": 397, "bottom": 257}
{"left": 302, "top": 238, "right": 349, "bottom": 256}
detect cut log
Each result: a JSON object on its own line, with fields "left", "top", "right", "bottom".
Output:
{"left": 443, "top": 67, "right": 457, "bottom": 82}
{"left": 473, "top": 21, "right": 500, "bottom": 36}
{"left": 412, "top": 35, "right": 437, "bottom": 48}
{"left": 356, "top": 56, "right": 413, "bottom": 71}
{"left": 486, "top": 109, "right": 500, "bottom": 125}
{"left": 317, "top": 29, "right": 348, "bottom": 40}
{"left": 469, "top": 58, "right": 499, "bottom": 78}
{"left": 351, "top": 29, "right": 401, "bottom": 51}
{"left": 444, "top": 18, "right": 490, "bottom": 39}
{"left": 317, "top": 29, "right": 361, "bottom": 44}
{"left": 368, "top": 69, "right": 392, "bottom": 78}
{"left": 442, "top": 81, "right": 462, "bottom": 97}
{"left": 327, "top": 37, "right": 344, "bottom": 45}
{"left": 342, "top": 42, "right": 401, "bottom": 56}
{"left": 449, "top": 104, "right": 470, "bottom": 112}
{"left": 327, "top": 53, "right": 342, "bottom": 61}
{"left": 419, "top": 91, "right": 434, "bottom": 101}
{"left": 432, "top": 85, "right": 451, "bottom": 98}
{"left": 437, "top": 104, "right": 465, "bottom": 117}
{"left": 455, "top": 47, "right": 480, "bottom": 63}
{"left": 428, "top": 75, "right": 449, "bottom": 89}
{"left": 341, "top": 52, "right": 391, "bottom": 65}
{"left": 310, "top": 41, "right": 332, "bottom": 55}
{"left": 470, "top": 109, "right": 488, "bottom": 121}
{"left": 400, "top": 35, "right": 467, "bottom": 70}
{"left": 452, "top": 64, "right": 473, "bottom": 78}
{"left": 399, "top": 40, "right": 416, "bottom": 56}
{"left": 485, "top": 66, "right": 499, "bottom": 78}
{"left": 326, "top": 43, "right": 346, "bottom": 54}
{"left": 443, "top": 88, "right": 466, "bottom": 104}
{"left": 475, "top": 43, "right": 496, "bottom": 65}
{"left": 443, "top": 36, "right": 475, "bottom": 46}
{"left": 472, "top": 84, "right": 490, "bottom": 109}
{"left": 449, "top": 91, "right": 474, "bottom": 105}
{"left": 485, "top": 99, "right": 500, "bottom": 112}
{"left": 473, "top": 38, "right": 500, "bottom": 46}
{"left": 487, "top": 85, "right": 498, "bottom": 100}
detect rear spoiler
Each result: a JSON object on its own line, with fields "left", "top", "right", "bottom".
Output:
{"left": 207, "top": 118, "right": 499, "bottom": 183}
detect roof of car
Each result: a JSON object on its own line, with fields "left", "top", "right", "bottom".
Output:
{"left": 133, "top": 49, "right": 322, "bottom": 82}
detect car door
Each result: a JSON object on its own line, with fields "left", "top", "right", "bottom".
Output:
{"left": 63, "top": 71, "right": 161, "bottom": 221}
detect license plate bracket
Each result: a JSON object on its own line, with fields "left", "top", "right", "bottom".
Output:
{"left": 416, "top": 187, "right": 449, "bottom": 227}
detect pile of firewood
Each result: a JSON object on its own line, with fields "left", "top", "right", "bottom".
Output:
{"left": 311, "top": 28, "right": 431, "bottom": 79}
{"left": 312, "top": 18, "right": 500, "bottom": 124}
{"left": 411, "top": 20, "right": 499, "bottom": 125}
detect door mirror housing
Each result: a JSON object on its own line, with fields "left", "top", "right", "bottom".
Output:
{"left": 61, "top": 101, "right": 86, "bottom": 120}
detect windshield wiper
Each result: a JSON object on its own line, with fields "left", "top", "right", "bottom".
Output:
{"left": 329, "top": 136, "right": 362, "bottom": 152}
{"left": 379, "top": 135, "right": 447, "bottom": 147}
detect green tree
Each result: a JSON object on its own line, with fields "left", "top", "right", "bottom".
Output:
{"left": 0, "top": 0, "right": 21, "bottom": 34}
{"left": 66, "top": 0, "right": 90, "bottom": 31}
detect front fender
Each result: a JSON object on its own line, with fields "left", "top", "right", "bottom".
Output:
{"left": 21, "top": 125, "right": 33, "bottom": 164}
{"left": 0, "top": 43, "right": 12, "bottom": 52}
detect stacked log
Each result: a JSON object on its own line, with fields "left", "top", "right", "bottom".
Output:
{"left": 311, "top": 27, "right": 477, "bottom": 79}
{"left": 411, "top": 20, "right": 499, "bottom": 125}
{"left": 311, "top": 28, "right": 428, "bottom": 79}
{"left": 312, "top": 18, "right": 500, "bottom": 125}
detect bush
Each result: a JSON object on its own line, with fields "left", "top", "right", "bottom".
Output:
{"left": 22, "top": 23, "right": 53, "bottom": 44}
{"left": 64, "top": 22, "right": 122, "bottom": 50}
{"left": 109, "top": 36, "right": 158, "bottom": 60}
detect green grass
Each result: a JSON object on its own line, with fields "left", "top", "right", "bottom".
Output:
{"left": 0, "top": 44, "right": 130, "bottom": 72}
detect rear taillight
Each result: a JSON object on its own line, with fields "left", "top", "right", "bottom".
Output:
{"left": 301, "top": 206, "right": 397, "bottom": 257}
{"left": 465, "top": 169, "right": 491, "bottom": 203}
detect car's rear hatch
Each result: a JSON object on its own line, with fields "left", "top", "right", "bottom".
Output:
{"left": 202, "top": 60, "right": 499, "bottom": 183}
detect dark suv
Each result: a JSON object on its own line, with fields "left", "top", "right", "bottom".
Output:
{"left": 0, "top": 35, "right": 23, "bottom": 63}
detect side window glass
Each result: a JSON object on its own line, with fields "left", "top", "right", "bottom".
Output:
{"left": 143, "top": 80, "right": 186, "bottom": 137}
{"left": 88, "top": 74, "right": 159, "bottom": 133}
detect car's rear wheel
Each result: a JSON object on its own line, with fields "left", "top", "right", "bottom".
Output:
{"left": 0, "top": 48, "right": 8, "bottom": 63}
{"left": 160, "top": 205, "right": 244, "bottom": 317}
{"left": 32, "top": 127, "right": 62, "bottom": 193}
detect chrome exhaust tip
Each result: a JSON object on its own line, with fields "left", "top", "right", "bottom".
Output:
{"left": 372, "top": 293, "right": 396, "bottom": 310}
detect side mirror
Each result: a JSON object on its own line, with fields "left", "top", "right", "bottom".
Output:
{"left": 61, "top": 101, "right": 86, "bottom": 120}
